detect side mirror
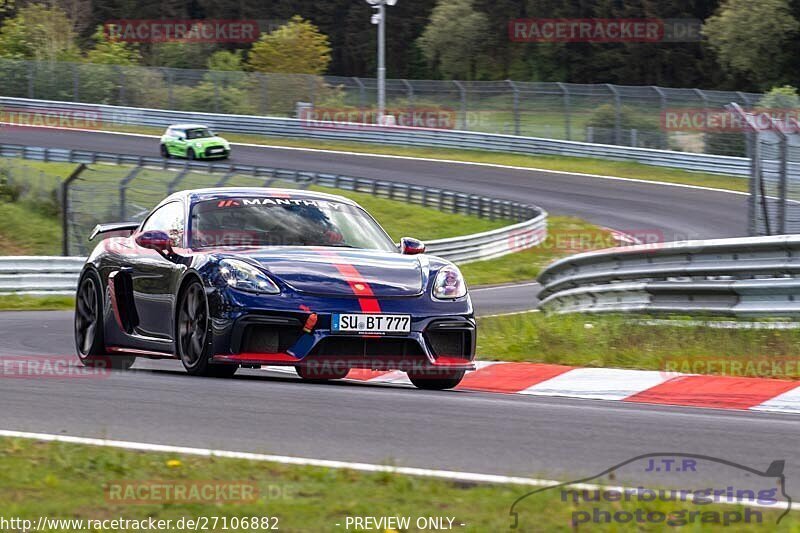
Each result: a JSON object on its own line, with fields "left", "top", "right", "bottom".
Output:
{"left": 135, "top": 230, "right": 173, "bottom": 253}
{"left": 400, "top": 237, "right": 425, "bottom": 255}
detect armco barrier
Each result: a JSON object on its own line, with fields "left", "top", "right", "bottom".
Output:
{"left": 537, "top": 235, "right": 800, "bottom": 316}
{"left": 0, "top": 96, "right": 751, "bottom": 176}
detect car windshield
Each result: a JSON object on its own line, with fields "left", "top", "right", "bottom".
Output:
{"left": 190, "top": 197, "right": 397, "bottom": 252}
{"left": 186, "top": 128, "right": 213, "bottom": 139}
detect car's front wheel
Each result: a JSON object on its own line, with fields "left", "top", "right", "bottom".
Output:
{"left": 407, "top": 370, "right": 465, "bottom": 390}
{"left": 74, "top": 271, "right": 135, "bottom": 370}
{"left": 187, "top": 148, "right": 196, "bottom": 160}
{"left": 160, "top": 144, "right": 170, "bottom": 158}
{"left": 177, "top": 279, "right": 237, "bottom": 378}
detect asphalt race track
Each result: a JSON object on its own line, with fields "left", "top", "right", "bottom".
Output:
{"left": 2, "top": 310, "right": 799, "bottom": 488}
{"left": 2, "top": 128, "right": 789, "bottom": 489}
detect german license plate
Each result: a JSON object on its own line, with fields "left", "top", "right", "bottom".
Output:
{"left": 332, "top": 314, "right": 411, "bottom": 335}
{"left": 210, "top": 147, "right": 223, "bottom": 153}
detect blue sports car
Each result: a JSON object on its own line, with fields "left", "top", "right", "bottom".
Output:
{"left": 75, "top": 188, "right": 476, "bottom": 390}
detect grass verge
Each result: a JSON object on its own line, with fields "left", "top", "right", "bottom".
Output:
{"left": 0, "top": 294, "right": 74, "bottom": 311}
{"left": 106, "top": 124, "right": 749, "bottom": 192}
{"left": 477, "top": 313, "right": 800, "bottom": 379}
{"left": 0, "top": 437, "right": 790, "bottom": 532}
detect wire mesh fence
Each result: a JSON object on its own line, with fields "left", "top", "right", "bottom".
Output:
{"left": 0, "top": 59, "right": 764, "bottom": 155}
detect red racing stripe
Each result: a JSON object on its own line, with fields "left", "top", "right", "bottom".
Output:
{"left": 319, "top": 251, "right": 381, "bottom": 313}
{"left": 624, "top": 375, "right": 800, "bottom": 410}
{"left": 456, "top": 363, "right": 574, "bottom": 393}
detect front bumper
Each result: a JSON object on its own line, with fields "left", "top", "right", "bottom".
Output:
{"left": 213, "top": 311, "right": 477, "bottom": 373}
{"left": 198, "top": 146, "right": 230, "bottom": 159}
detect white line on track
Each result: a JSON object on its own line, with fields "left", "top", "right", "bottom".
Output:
{"left": 0, "top": 429, "right": 790, "bottom": 513}
{"left": 1, "top": 124, "right": 748, "bottom": 197}
{"left": 470, "top": 281, "right": 541, "bottom": 291}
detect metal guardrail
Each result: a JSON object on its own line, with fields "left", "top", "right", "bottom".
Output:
{"left": 0, "top": 97, "right": 751, "bottom": 176}
{"left": 0, "top": 257, "right": 84, "bottom": 295}
{"left": 537, "top": 235, "right": 800, "bottom": 316}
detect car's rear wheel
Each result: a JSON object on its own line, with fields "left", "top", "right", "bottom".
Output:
{"left": 187, "top": 148, "right": 196, "bottom": 160}
{"left": 295, "top": 364, "right": 349, "bottom": 381}
{"left": 160, "top": 144, "right": 170, "bottom": 158}
{"left": 407, "top": 370, "right": 465, "bottom": 390}
{"left": 177, "top": 279, "right": 237, "bottom": 378}
{"left": 74, "top": 271, "right": 135, "bottom": 370}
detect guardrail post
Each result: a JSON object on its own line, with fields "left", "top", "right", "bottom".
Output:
{"left": 606, "top": 84, "right": 621, "bottom": 145}
{"left": 453, "top": 80, "right": 467, "bottom": 130}
{"left": 557, "top": 82, "right": 571, "bottom": 140}
{"left": 507, "top": 80, "right": 520, "bottom": 136}
{"left": 61, "top": 163, "right": 87, "bottom": 256}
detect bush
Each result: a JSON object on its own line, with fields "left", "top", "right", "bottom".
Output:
{"left": 585, "top": 104, "right": 664, "bottom": 147}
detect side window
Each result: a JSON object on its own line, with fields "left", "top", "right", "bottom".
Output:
{"left": 141, "top": 202, "right": 185, "bottom": 247}
{"left": 165, "top": 128, "right": 174, "bottom": 137}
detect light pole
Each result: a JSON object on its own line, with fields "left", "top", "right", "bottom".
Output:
{"left": 366, "top": 0, "right": 397, "bottom": 123}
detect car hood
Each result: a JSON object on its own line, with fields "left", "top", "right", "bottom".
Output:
{"left": 221, "top": 247, "right": 426, "bottom": 297}
{"left": 191, "top": 136, "right": 227, "bottom": 146}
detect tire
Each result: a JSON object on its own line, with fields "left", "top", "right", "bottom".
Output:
{"left": 187, "top": 148, "right": 196, "bottom": 160}
{"left": 160, "top": 144, "right": 170, "bottom": 158}
{"left": 74, "top": 271, "right": 135, "bottom": 370}
{"left": 176, "top": 279, "right": 237, "bottom": 378}
{"left": 407, "top": 370, "right": 465, "bottom": 390}
{"left": 295, "top": 364, "right": 349, "bottom": 381}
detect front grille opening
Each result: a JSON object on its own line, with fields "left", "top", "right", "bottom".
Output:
{"left": 242, "top": 325, "right": 302, "bottom": 353}
{"left": 426, "top": 329, "right": 472, "bottom": 358}
{"left": 309, "top": 337, "right": 426, "bottom": 358}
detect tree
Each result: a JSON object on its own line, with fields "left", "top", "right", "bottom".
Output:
{"left": 0, "top": 4, "right": 80, "bottom": 61}
{"left": 759, "top": 86, "right": 800, "bottom": 109}
{"left": 207, "top": 49, "right": 244, "bottom": 71}
{"left": 85, "top": 26, "right": 140, "bottom": 65}
{"left": 703, "top": 0, "right": 799, "bottom": 89}
{"left": 246, "top": 15, "right": 331, "bottom": 74}
{"left": 417, "top": 0, "right": 489, "bottom": 80}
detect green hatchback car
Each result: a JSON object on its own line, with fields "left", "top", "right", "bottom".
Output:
{"left": 159, "top": 124, "right": 231, "bottom": 160}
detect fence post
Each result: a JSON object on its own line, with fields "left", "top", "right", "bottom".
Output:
{"left": 694, "top": 88, "right": 711, "bottom": 154}
{"left": 507, "top": 80, "right": 520, "bottom": 136}
{"left": 452, "top": 80, "right": 467, "bottom": 130}
{"left": 557, "top": 82, "right": 571, "bottom": 140}
{"left": 771, "top": 117, "right": 789, "bottom": 234}
{"left": 653, "top": 86, "right": 668, "bottom": 149}
{"left": 402, "top": 79, "right": 414, "bottom": 123}
{"left": 61, "top": 163, "right": 87, "bottom": 256}
{"left": 166, "top": 68, "right": 174, "bottom": 109}
{"left": 118, "top": 66, "right": 126, "bottom": 106}
{"left": 353, "top": 77, "right": 366, "bottom": 110}
{"left": 213, "top": 72, "right": 220, "bottom": 113}
{"left": 27, "top": 60, "right": 35, "bottom": 99}
{"left": 606, "top": 84, "right": 621, "bottom": 145}
{"left": 119, "top": 166, "right": 143, "bottom": 220}
{"left": 260, "top": 73, "right": 269, "bottom": 115}
{"left": 73, "top": 65, "right": 80, "bottom": 102}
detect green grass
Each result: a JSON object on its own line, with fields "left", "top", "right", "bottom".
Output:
{"left": 0, "top": 294, "right": 74, "bottom": 310}
{"left": 106, "top": 123, "right": 749, "bottom": 192}
{"left": 0, "top": 201, "right": 61, "bottom": 255}
{"left": 460, "top": 216, "right": 611, "bottom": 286}
{"left": 477, "top": 313, "right": 800, "bottom": 379}
{"left": 0, "top": 437, "right": 792, "bottom": 532}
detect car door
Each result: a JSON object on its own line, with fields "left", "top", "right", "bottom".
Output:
{"left": 130, "top": 201, "right": 187, "bottom": 340}
{"left": 170, "top": 129, "right": 187, "bottom": 157}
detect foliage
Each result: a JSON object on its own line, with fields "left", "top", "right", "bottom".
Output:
{"left": 84, "top": 26, "right": 140, "bottom": 65}
{"left": 417, "top": 0, "right": 489, "bottom": 80}
{"left": 759, "top": 85, "right": 800, "bottom": 109}
{"left": 703, "top": 0, "right": 800, "bottom": 89}
{"left": 0, "top": 4, "right": 80, "bottom": 61}
{"left": 246, "top": 15, "right": 331, "bottom": 75}
{"left": 207, "top": 49, "right": 244, "bottom": 71}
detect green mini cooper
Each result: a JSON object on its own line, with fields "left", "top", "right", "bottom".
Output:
{"left": 159, "top": 124, "right": 231, "bottom": 160}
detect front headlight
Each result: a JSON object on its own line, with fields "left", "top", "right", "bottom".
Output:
{"left": 219, "top": 259, "right": 279, "bottom": 294}
{"left": 432, "top": 266, "right": 467, "bottom": 300}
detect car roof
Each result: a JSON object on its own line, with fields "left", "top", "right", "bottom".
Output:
{"left": 159, "top": 187, "right": 361, "bottom": 208}
{"left": 167, "top": 124, "right": 209, "bottom": 130}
